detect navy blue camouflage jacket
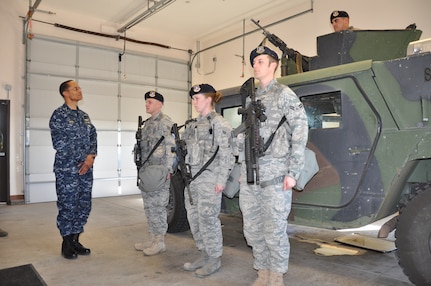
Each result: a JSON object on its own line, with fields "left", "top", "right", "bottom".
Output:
{"left": 49, "top": 103, "right": 97, "bottom": 173}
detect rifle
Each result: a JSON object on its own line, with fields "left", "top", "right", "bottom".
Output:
{"left": 251, "top": 18, "right": 311, "bottom": 73}
{"left": 171, "top": 123, "right": 193, "bottom": 205}
{"left": 134, "top": 116, "right": 144, "bottom": 186}
{"left": 233, "top": 77, "right": 267, "bottom": 184}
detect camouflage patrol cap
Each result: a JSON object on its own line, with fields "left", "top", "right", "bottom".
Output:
{"left": 250, "top": 46, "right": 279, "bottom": 66}
{"left": 189, "top": 84, "right": 216, "bottom": 97}
{"left": 330, "top": 10, "right": 349, "bottom": 23}
{"left": 145, "top": 90, "right": 164, "bottom": 103}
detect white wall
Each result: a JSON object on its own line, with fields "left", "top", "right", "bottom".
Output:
{"left": 0, "top": 2, "right": 27, "bottom": 199}
{"left": 1, "top": 0, "right": 430, "bottom": 198}
{"left": 194, "top": 0, "right": 431, "bottom": 90}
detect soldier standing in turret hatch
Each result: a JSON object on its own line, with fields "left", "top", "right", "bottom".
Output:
{"left": 49, "top": 80, "right": 97, "bottom": 259}
{"left": 238, "top": 46, "right": 308, "bottom": 286}
{"left": 331, "top": 10, "right": 355, "bottom": 32}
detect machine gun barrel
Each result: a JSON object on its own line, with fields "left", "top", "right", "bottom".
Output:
{"left": 171, "top": 123, "right": 193, "bottom": 205}
{"left": 251, "top": 19, "right": 289, "bottom": 52}
{"left": 251, "top": 18, "right": 310, "bottom": 72}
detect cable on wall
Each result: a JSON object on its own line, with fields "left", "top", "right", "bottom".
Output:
{"left": 54, "top": 23, "right": 172, "bottom": 49}
{"left": 118, "top": 30, "right": 127, "bottom": 62}
{"left": 23, "top": 18, "right": 190, "bottom": 54}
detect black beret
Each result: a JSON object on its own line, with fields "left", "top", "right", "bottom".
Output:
{"left": 189, "top": 84, "right": 216, "bottom": 97}
{"left": 145, "top": 90, "right": 164, "bottom": 103}
{"left": 250, "top": 46, "right": 279, "bottom": 66}
{"left": 330, "top": 10, "right": 349, "bottom": 23}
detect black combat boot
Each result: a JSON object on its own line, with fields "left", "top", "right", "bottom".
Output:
{"left": 71, "top": 233, "right": 91, "bottom": 255}
{"left": 62, "top": 235, "right": 78, "bottom": 259}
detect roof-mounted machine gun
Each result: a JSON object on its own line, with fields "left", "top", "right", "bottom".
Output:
{"left": 251, "top": 18, "right": 311, "bottom": 74}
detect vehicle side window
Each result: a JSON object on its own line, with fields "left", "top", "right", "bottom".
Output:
{"left": 222, "top": 106, "right": 242, "bottom": 129}
{"left": 301, "top": 92, "right": 342, "bottom": 129}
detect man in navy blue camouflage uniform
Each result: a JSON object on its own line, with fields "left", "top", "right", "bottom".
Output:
{"left": 50, "top": 80, "right": 97, "bottom": 260}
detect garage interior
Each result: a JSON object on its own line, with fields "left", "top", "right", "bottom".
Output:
{"left": 1, "top": 0, "right": 430, "bottom": 285}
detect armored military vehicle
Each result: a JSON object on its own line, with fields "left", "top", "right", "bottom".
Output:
{"left": 167, "top": 27, "right": 431, "bottom": 285}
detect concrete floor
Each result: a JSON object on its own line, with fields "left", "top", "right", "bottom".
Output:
{"left": 0, "top": 195, "right": 413, "bottom": 286}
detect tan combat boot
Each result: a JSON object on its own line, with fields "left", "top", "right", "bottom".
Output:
{"left": 252, "top": 269, "right": 270, "bottom": 286}
{"left": 134, "top": 234, "right": 154, "bottom": 251}
{"left": 183, "top": 250, "right": 209, "bottom": 271}
{"left": 143, "top": 234, "right": 166, "bottom": 256}
{"left": 268, "top": 271, "right": 284, "bottom": 286}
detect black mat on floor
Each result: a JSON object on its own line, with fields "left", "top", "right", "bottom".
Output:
{"left": 0, "top": 264, "right": 47, "bottom": 286}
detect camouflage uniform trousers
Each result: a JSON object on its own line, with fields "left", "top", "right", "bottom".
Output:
{"left": 141, "top": 176, "right": 170, "bottom": 235}
{"left": 55, "top": 170, "right": 93, "bottom": 237}
{"left": 185, "top": 177, "right": 223, "bottom": 258}
{"left": 239, "top": 178, "right": 292, "bottom": 274}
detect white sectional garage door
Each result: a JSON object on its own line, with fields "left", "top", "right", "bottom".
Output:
{"left": 25, "top": 36, "right": 189, "bottom": 203}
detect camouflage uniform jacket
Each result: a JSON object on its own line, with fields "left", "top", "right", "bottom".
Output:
{"left": 254, "top": 79, "right": 308, "bottom": 181}
{"left": 50, "top": 103, "right": 97, "bottom": 173}
{"left": 182, "top": 111, "right": 234, "bottom": 187}
{"left": 140, "top": 112, "right": 175, "bottom": 173}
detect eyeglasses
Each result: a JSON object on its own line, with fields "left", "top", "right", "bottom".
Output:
{"left": 68, "top": 87, "right": 81, "bottom": 91}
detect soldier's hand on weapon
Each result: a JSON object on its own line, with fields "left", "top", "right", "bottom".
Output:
{"left": 284, "top": 175, "right": 296, "bottom": 191}
{"left": 215, "top": 184, "right": 225, "bottom": 194}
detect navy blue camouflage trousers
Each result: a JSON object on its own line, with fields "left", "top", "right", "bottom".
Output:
{"left": 55, "top": 171, "right": 93, "bottom": 237}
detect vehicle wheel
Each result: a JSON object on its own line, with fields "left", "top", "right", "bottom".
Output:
{"left": 167, "top": 171, "right": 190, "bottom": 233}
{"left": 396, "top": 187, "right": 431, "bottom": 285}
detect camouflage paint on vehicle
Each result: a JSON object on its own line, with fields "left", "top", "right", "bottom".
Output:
{"left": 168, "top": 28, "right": 431, "bottom": 285}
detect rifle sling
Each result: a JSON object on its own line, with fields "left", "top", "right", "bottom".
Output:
{"left": 191, "top": 146, "right": 219, "bottom": 181}
{"left": 263, "top": 116, "right": 286, "bottom": 152}
{"left": 141, "top": 136, "right": 165, "bottom": 166}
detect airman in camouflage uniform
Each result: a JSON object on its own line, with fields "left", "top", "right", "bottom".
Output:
{"left": 134, "top": 91, "right": 175, "bottom": 256}
{"left": 238, "top": 47, "right": 308, "bottom": 286}
{"left": 50, "top": 80, "right": 97, "bottom": 260}
{"left": 181, "top": 84, "right": 234, "bottom": 278}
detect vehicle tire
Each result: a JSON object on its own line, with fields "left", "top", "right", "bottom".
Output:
{"left": 396, "top": 188, "right": 431, "bottom": 286}
{"left": 167, "top": 171, "right": 190, "bottom": 233}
